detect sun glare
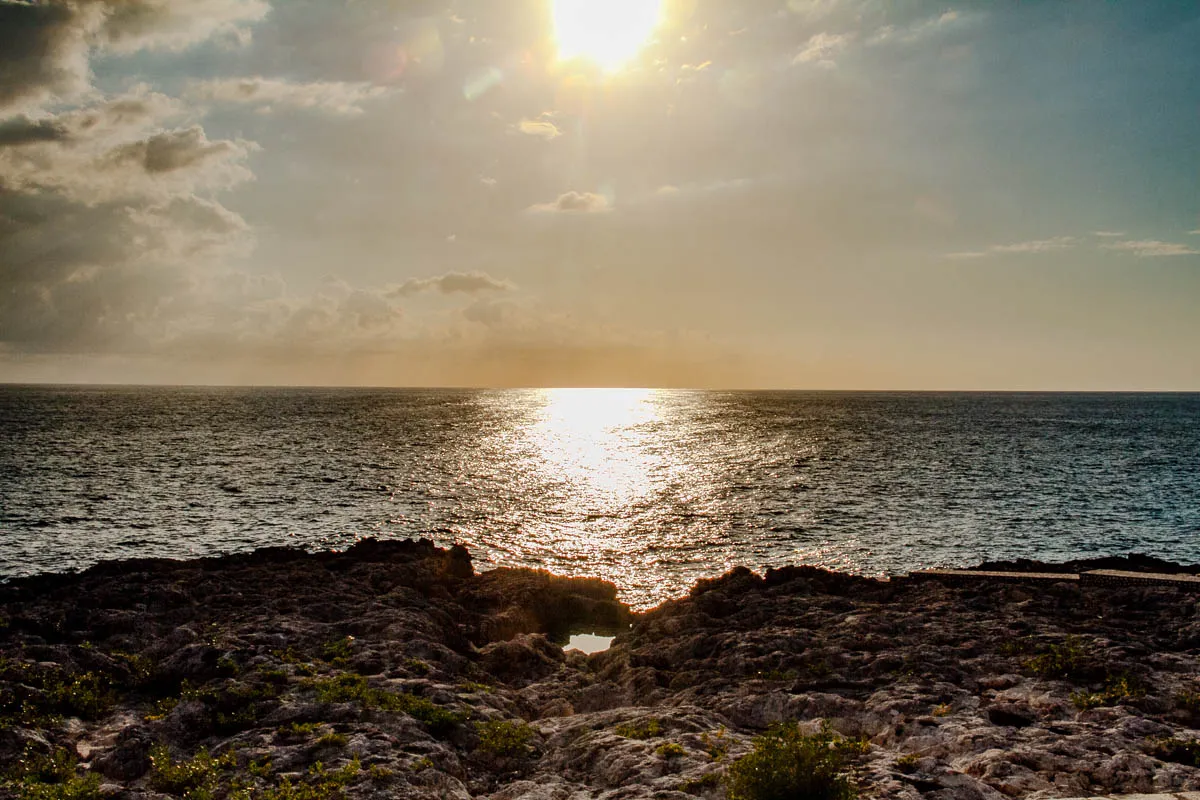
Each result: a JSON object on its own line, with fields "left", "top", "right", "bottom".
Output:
{"left": 552, "top": 0, "right": 664, "bottom": 73}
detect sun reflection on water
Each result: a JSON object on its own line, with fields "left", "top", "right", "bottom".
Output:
{"left": 529, "top": 388, "right": 663, "bottom": 512}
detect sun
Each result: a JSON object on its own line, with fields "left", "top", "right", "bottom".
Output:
{"left": 552, "top": 0, "right": 665, "bottom": 73}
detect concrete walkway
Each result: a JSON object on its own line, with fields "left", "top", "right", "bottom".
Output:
{"left": 1059, "top": 794, "right": 1200, "bottom": 800}
{"left": 910, "top": 569, "right": 1200, "bottom": 590}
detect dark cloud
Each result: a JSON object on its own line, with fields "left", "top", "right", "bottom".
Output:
{"left": 0, "top": 0, "right": 90, "bottom": 113}
{"left": 108, "top": 126, "right": 236, "bottom": 174}
{"left": 0, "top": 0, "right": 267, "bottom": 114}
{"left": 388, "top": 270, "right": 513, "bottom": 297}
{"left": 0, "top": 115, "right": 70, "bottom": 147}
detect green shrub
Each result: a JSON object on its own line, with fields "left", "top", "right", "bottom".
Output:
{"left": 656, "top": 742, "right": 686, "bottom": 759}
{"left": 39, "top": 672, "right": 113, "bottom": 720}
{"left": 894, "top": 753, "right": 920, "bottom": 774}
{"left": 476, "top": 720, "right": 534, "bottom": 757}
{"left": 13, "top": 773, "right": 102, "bottom": 800}
{"left": 615, "top": 718, "right": 661, "bottom": 739}
{"left": 148, "top": 744, "right": 237, "bottom": 797}
{"left": 724, "top": 723, "right": 858, "bottom": 800}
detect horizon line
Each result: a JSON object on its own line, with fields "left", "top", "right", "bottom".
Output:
{"left": 3, "top": 381, "right": 1200, "bottom": 394}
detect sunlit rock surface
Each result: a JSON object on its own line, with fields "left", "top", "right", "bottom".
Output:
{"left": 2, "top": 541, "right": 1200, "bottom": 799}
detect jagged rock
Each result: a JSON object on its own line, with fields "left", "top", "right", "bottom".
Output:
{"left": 2, "top": 545, "right": 1200, "bottom": 799}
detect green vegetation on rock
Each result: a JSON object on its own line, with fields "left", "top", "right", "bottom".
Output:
{"left": 476, "top": 720, "right": 535, "bottom": 757}
{"left": 615, "top": 718, "right": 661, "bottom": 739}
{"left": 724, "top": 723, "right": 860, "bottom": 800}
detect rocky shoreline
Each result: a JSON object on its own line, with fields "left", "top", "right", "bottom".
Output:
{"left": 3, "top": 540, "right": 1200, "bottom": 800}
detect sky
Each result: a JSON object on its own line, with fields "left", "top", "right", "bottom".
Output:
{"left": 1, "top": 0, "right": 1198, "bottom": 390}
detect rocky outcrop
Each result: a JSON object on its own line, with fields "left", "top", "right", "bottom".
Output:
{"left": 1, "top": 543, "right": 1199, "bottom": 799}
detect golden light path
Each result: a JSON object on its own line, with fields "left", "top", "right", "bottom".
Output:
{"left": 529, "top": 388, "right": 662, "bottom": 508}
{"left": 551, "top": 0, "right": 665, "bottom": 72}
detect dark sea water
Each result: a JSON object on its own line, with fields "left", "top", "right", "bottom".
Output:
{"left": 1, "top": 386, "right": 1198, "bottom": 608}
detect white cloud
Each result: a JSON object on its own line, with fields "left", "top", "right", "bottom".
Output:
{"left": 868, "top": 10, "right": 962, "bottom": 47}
{"left": 528, "top": 191, "right": 611, "bottom": 214}
{"left": 1092, "top": 230, "right": 1126, "bottom": 238}
{"left": 515, "top": 118, "right": 562, "bottom": 140}
{"left": 793, "top": 32, "right": 853, "bottom": 68}
{"left": 947, "top": 236, "right": 1076, "bottom": 258}
{"left": 188, "top": 77, "right": 387, "bottom": 115}
{"left": 1101, "top": 240, "right": 1200, "bottom": 257}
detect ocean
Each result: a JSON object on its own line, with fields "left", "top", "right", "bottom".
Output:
{"left": 2, "top": 386, "right": 1198, "bottom": 609}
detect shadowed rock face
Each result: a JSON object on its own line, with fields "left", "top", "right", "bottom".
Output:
{"left": 1, "top": 544, "right": 1199, "bottom": 799}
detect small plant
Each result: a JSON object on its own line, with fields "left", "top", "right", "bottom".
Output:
{"left": 12, "top": 772, "right": 102, "bottom": 800}
{"left": 321, "top": 637, "right": 354, "bottom": 663}
{"left": 1071, "top": 674, "right": 1146, "bottom": 710}
{"left": 315, "top": 733, "right": 348, "bottom": 749}
{"left": 148, "top": 744, "right": 237, "bottom": 798}
{"left": 308, "top": 674, "right": 466, "bottom": 735}
{"left": 476, "top": 720, "right": 534, "bottom": 757}
{"left": 456, "top": 681, "right": 492, "bottom": 694}
{"left": 111, "top": 650, "right": 154, "bottom": 685}
{"left": 248, "top": 757, "right": 273, "bottom": 778}
{"left": 656, "top": 742, "right": 686, "bottom": 759}
{"left": 724, "top": 723, "right": 860, "bottom": 800}
{"left": 217, "top": 656, "right": 240, "bottom": 676}
{"left": 259, "top": 758, "right": 360, "bottom": 800}
{"left": 409, "top": 757, "right": 433, "bottom": 773}
{"left": 366, "top": 765, "right": 393, "bottom": 782}
{"left": 1150, "top": 737, "right": 1200, "bottom": 767}
{"left": 701, "top": 727, "right": 729, "bottom": 762}
{"left": 931, "top": 703, "right": 952, "bottom": 717}
{"left": 895, "top": 753, "right": 920, "bottom": 774}
{"left": 404, "top": 658, "right": 431, "bottom": 676}
{"left": 677, "top": 772, "right": 722, "bottom": 794}
{"left": 997, "top": 637, "right": 1036, "bottom": 656}
{"left": 1023, "top": 636, "right": 1098, "bottom": 682}
{"left": 1176, "top": 691, "right": 1200, "bottom": 714}
{"left": 311, "top": 674, "right": 369, "bottom": 704}
{"left": 258, "top": 667, "right": 289, "bottom": 685}
{"left": 616, "top": 718, "right": 661, "bottom": 740}
{"left": 144, "top": 696, "right": 179, "bottom": 722}
{"left": 278, "top": 722, "right": 321, "bottom": 738}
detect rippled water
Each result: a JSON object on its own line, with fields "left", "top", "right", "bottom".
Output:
{"left": 2, "top": 386, "right": 1198, "bottom": 608}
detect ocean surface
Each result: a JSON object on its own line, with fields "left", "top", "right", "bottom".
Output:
{"left": 1, "top": 386, "right": 1198, "bottom": 609}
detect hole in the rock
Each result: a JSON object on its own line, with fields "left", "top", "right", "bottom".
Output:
{"left": 564, "top": 632, "right": 615, "bottom": 654}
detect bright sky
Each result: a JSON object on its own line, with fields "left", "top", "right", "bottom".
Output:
{"left": 1, "top": 1, "right": 1198, "bottom": 389}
